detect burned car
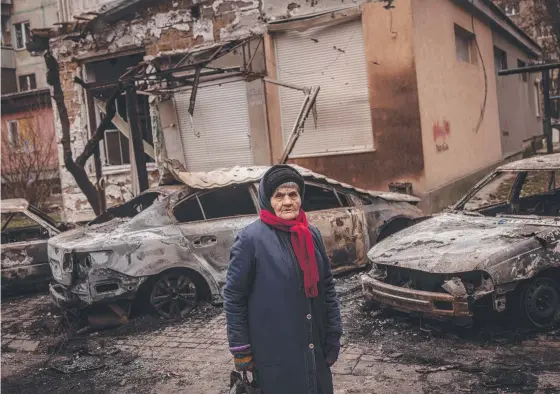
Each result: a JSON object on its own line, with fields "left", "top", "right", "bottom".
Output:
{"left": 1, "top": 199, "right": 66, "bottom": 295}
{"left": 362, "top": 154, "right": 560, "bottom": 328}
{"left": 48, "top": 165, "right": 423, "bottom": 318}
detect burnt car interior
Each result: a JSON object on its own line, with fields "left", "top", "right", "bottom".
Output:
{"left": 462, "top": 170, "right": 560, "bottom": 217}
{"left": 1, "top": 212, "right": 49, "bottom": 244}
{"left": 172, "top": 182, "right": 352, "bottom": 223}
{"left": 89, "top": 191, "right": 164, "bottom": 225}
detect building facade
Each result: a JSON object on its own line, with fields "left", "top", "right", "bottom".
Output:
{"left": 45, "top": 0, "right": 543, "bottom": 221}
{"left": 1, "top": 0, "right": 61, "bottom": 209}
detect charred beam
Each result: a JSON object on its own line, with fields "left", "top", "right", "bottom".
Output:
{"left": 125, "top": 84, "right": 149, "bottom": 192}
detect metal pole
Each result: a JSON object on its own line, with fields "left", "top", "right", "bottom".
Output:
{"left": 125, "top": 84, "right": 149, "bottom": 192}
{"left": 86, "top": 90, "right": 106, "bottom": 213}
{"left": 498, "top": 62, "right": 560, "bottom": 76}
{"left": 280, "top": 86, "right": 320, "bottom": 164}
{"left": 542, "top": 70, "right": 553, "bottom": 154}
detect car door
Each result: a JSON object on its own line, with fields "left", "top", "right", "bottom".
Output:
{"left": 1, "top": 210, "right": 58, "bottom": 293}
{"left": 173, "top": 184, "right": 259, "bottom": 292}
{"left": 301, "top": 182, "right": 367, "bottom": 273}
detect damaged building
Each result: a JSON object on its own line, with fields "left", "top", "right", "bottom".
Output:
{"left": 42, "top": 0, "right": 543, "bottom": 221}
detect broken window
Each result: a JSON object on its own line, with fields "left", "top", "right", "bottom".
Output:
{"left": 520, "top": 171, "right": 558, "bottom": 197}
{"left": 173, "top": 185, "right": 257, "bottom": 223}
{"left": 198, "top": 185, "right": 256, "bottom": 220}
{"left": 462, "top": 172, "right": 517, "bottom": 212}
{"left": 18, "top": 74, "right": 36, "bottom": 92}
{"left": 455, "top": 24, "right": 476, "bottom": 64}
{"left": 13, "top": 21, "right": 30, "bottom": 50}
{"left": 303, "top": 184, "right": 347, "bottom": 212}
{"left": 173, "top": 196, "right": 205, "bottom": 223}
{"left": 493, "top": 47, "right": 507, "bottom": 73}
{"left": 99, "top": 94, "right": 154, "bottom": 166}
{"left": 1, "top": 212, "right": 49, "bottom": 243}
{"left": 87, "top": 54, "right": 154, "bottom": 167}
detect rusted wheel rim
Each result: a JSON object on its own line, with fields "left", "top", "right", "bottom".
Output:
{"left": 523, "top": 277, "right": 560, "bottom": 328}
{"left": 150, "top": 273, "right": 198, "bottom": 319}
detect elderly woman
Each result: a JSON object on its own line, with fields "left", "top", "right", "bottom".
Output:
{"left": 224, "top": 165, "right": 342, "bottom": 394}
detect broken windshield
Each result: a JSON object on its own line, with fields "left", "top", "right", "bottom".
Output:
{"left": 462, "top": 172, "right": 518, "bottom": 212}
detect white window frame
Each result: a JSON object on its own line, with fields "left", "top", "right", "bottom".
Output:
{"left": 6, "top": 120, "right": 19, "bottom": 146}
{"left": 18, "top": 74, "right": 36, "bottom": 92}
{"left": 13, "top": 21, "right": 30, "bottom": 50}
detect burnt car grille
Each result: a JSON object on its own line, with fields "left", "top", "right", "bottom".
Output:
{"left": 383, "top": 266, "right": 485, "bottom": 294}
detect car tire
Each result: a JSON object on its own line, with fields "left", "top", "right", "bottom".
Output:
{"left": 144, "top": 268, "right": 200, "bottom": 319}
{"left": 519, "top": 276, "right": 560, "bottom": 329}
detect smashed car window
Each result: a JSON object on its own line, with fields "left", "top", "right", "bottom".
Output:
{"left": 303, "top": 184, "right": 343, "bottom": 211}
{"left": 463, "top": 172, "right": 517, "bottom": 212}
{"left": 516, "top": 171, "right": 560, "bottom": 216}
{"left": 198, "top": 185, "right": 257, "bottom": 220}
{"left": 1, "top": 212, "right": 49, "bottom": 243}
{"left": 520, "top": 171, "right": 558, "bottom": 197}
{"left": 174, "top": 196, "right": 205, "bottom": 223}
{"left": 90, "top": 192, "right": 163, "bottom": 225}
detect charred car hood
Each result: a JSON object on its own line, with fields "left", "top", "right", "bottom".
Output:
{"left": 48, "top": 218, "right": 134, "bottom": 251}
{"left": 368, "top": 213, "right": 560, "bottom": 275}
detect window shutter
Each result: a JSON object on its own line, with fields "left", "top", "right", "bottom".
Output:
{"left": 274, "top": 19, "right": 373, "bottom": 158}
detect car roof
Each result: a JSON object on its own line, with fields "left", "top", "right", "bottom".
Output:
{"left": 497, "top": 154, "right": 560, "bottom": 172}
{"left": 1, "top": 198, "right": 29, "bottom": 213}
{"left": 166, "top": 164, "right": 420, "bottom": 203}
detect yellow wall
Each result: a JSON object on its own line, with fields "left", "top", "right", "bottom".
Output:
{"left": 411, "top": 0, "right": 503, "bottom": 192}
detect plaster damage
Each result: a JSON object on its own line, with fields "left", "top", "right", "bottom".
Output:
{"left": 49, "top": 0, "right": 267, "bottom": 223}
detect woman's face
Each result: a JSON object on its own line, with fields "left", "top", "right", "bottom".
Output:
{"left": 270, "top": 186, "right": 301, "bottom": 220}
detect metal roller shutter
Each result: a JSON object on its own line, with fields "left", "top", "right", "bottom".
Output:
{"left": 173, "top": 79, "right": 253, "bottom": 171}
{"left": 275, "top": 19, "right": 374, "bottom": 158}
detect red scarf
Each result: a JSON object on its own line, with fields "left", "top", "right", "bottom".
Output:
{"left": 260, "top": 209, "right": 319, "bottom": 298}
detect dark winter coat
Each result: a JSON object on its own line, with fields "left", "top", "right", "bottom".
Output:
{"left": 223, "top": 179, "right": 343, "bottom": 394}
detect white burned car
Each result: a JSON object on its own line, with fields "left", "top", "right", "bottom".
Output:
{"left": 48, "top": 165, "right": 423, "bottom": 318}
{"left": 362, "top": 154, "right": 560, "bottom": 328}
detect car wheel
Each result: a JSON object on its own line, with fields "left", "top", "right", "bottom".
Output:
{"left": 521, "top": 276, "right": 560, "bottom": 329}
{"left": 148, "top": 269, "right": 199, "bottom": 319}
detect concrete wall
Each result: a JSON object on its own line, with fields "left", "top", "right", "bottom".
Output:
{"left": 411, "top": 0, "right": 503, "bottom": 199}
{"left": 265, "top": 0, "right": 426, "bottom": 194}
{"left": 492, "top": 33, "right": 543, "bottom": 156}
{"left": 11, "top": 0, "right": 58, "bottom": 90}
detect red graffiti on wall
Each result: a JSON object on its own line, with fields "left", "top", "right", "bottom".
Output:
{"left": 433, "top": 120, "right": 451, "bottom": 152}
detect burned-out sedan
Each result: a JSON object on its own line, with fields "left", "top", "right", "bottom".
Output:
{"left": 1, "top": 199, "right": 67, "bottom": 295}
{"left": 48, "top": 165, "right": 423, "bottom": 318}
{"left": 362, "top": 154, "right": 560, "bottom": 328}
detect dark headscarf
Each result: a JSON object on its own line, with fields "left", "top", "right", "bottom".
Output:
{"left": 258, "top": 165, "right": 305, "bottom": 212}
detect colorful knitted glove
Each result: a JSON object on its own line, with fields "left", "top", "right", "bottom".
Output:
{"left": 231, "top": 345, "right": 253, "bottom": 371}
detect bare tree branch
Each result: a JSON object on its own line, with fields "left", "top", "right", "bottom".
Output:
{"left": 44, "top": 50, "right": 123, "bottom": 216}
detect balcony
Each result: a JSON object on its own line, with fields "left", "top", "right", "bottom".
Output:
{"left": 1, "top": 46, "right": 15, "bottom": 69}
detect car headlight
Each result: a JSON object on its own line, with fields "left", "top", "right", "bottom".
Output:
{"left": 85, "top": 251, "right": 112, "bottom": 268}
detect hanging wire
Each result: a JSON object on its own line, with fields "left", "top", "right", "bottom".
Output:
{"left": 470, "top": 6, "right": 488, "bottom": 134}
